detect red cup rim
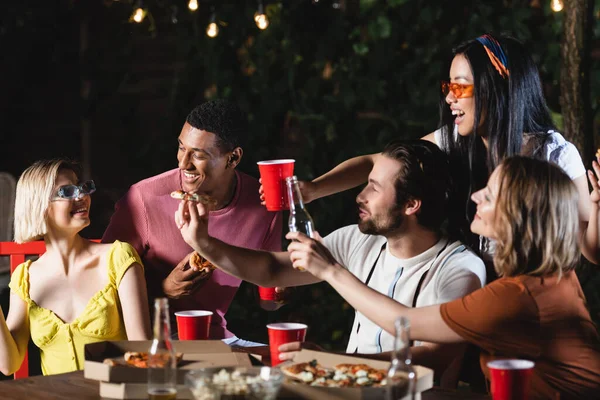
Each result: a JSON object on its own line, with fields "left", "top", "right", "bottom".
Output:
{"left": 487, "top": 359, "right": 535, "bottom": 370}
{"left": 266, "top": 322, "right": 308, "bottom": 330}
{"left": 257, "top": 159, "right": 295, "bottom": 165}
{"left": 174, "top": 310, "right": 214, "bottom": 317}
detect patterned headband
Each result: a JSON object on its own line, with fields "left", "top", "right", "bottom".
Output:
{"left": 476, "top": 34, "right": 510, "bottom": 79}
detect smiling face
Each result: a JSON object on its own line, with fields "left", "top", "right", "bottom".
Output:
{"left": 356, "top": 155, "right": 404, "bottom": 236}
{"left": 177, "top": 122, "right": 236, "bottom": 194}
{"left": 46, "top": 169, "right": 91, "bottom": 234}
{"left": 446, "top": 54, "right": 476, "bottom": 137}
{"left": 470, "top": 165, "right": 502, "bottom": 239}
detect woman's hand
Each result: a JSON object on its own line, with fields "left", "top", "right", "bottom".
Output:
{"left": 259, "top": 178, "right": 318, "bottom": 205}
{"left": 285, "top": 231, "right": 340, "bottom": 280}
{"left": 174, "top": 200, "right": 210, "bottom": 250}
{"left": 588, "top": 158, "right": 600, "bottom": 205}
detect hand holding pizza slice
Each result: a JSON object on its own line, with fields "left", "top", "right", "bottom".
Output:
{"left": 170, "top": 190, "right": 217, "bottom": 208}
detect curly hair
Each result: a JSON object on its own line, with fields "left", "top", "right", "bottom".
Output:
{"left": 493, "top": 156, "right": 579, "bottom": 280}
{"left": 186, "top": 99, "right": 248, "bottom": 153}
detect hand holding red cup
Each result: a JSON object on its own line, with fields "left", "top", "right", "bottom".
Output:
{"left": 267, "top": 322, "right": 307, "bottom": 366}
{"left": 257, "top": 160, "right": 295, "bottom": 211}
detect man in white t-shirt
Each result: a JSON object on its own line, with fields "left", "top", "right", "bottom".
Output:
{"left": 175, "top": 140, "right": 486, "bottom": 384}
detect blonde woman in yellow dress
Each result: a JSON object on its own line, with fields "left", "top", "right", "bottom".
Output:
{"left": 0, "top": 159, "right": 150, "bottom": 376}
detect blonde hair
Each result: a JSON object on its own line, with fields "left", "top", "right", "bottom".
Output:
{"left": 493, "top": 156, "right": 580, "bottom": 279}
{"left": 14, "top": 159, "right": 79, "bottom": 243}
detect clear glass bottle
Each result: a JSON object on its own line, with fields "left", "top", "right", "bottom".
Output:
{"left": 285, "top": 175, "right": 315, "bottom": 238}
{"left": 386, "top": 317, "right": 416, "bottom": 400}
{"left": 148, "top": 298, "right": 177, "bottom": 400}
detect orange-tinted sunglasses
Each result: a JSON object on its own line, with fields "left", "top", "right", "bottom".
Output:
{"left": 441, "top": 81, "right": 474, "bottom": 98}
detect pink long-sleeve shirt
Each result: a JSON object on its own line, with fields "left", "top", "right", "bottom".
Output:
{"left": 102, "top": 168, "right": 282, "bottom": 339}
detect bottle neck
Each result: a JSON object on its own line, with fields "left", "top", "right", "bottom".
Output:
{"left": 286, "top": 180, "right": 305, "bottom": 212}
{"left": 153, "top": 299, "right": 172, "bottom": 341}
{"left": 392, "top": 319, "right": 412, "bottom": 364}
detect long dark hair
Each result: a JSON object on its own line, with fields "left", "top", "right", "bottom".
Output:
{"left": 438, "top": 34, "right": 556, "bottom": 248}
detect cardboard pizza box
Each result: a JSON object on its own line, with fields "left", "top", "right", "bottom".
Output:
{"left": 278, "top": 349, "right": 434, "bottom": 400}
{"left": 84, "top": 340, "right": 251, "bottom": 384}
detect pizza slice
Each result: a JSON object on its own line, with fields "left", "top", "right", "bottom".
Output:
{"left": 170, "top": 190, "right": 217, "bottom": 206}
{"left": 189, "top": 252, "right": 217, "bottom": 275}
{"left": 334, "top": 363, "right": 387, "bottom": 386}
{"left": 102, "top": 352, "right": 183, "bottom": 368}
{"left": 281, "top": 360, "right": 333, "bottom": 384}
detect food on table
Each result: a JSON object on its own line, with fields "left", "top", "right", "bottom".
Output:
{"left": 170, "top": 190, "right": 216, "bottom": 206}
{"left": 102, "top": 351, "right": 183, "bottom": 368}
{"left": 281, "top": 359, "right": 389, "bottom": 387}
{"left": 189, "top": 368, "right": 278, "bottom": 400}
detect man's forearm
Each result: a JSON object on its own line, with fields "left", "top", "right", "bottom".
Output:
{"left": 195, "top": 237, "right": 316, "bottom": 287}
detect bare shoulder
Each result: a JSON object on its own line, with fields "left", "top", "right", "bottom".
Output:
{"left": 89, "top": 241, "right": 116, "bottom": 255}
{"left": 421, "top": 132, "right": 438, "bottom": 144}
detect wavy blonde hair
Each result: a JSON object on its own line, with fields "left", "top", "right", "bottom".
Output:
{"left": 493, "top": 156, "right": 580, "bottom": 279}
{"left": 14, "top": 159, "right": 79, "bottom": 243}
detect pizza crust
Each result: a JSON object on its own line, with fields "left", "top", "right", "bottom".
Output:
{"left": 170, "top": 190, "right": 217, "bottom": 206}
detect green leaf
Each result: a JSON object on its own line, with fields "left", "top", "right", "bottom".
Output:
{"left": 389, "top": 0, "right": 409, "bottom": 7}
{"left": 353, "top": 42, "right": 369, "bottom": 56}
{"left": 368, "top": 15, "right": 392, "bottom": 39}
{"left": 360, "top": 0, "right": 377, "bottom": 12}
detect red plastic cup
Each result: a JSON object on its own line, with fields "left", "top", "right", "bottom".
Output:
{"left": 487, "top": 359, "right": 535, "bottom": 400}
{"left": 175, "top": 310, "right": 213, "bottom": 340}
{"left": 257, "top": 159, "right": 295, "bottom": 211}
{"left": 259, "top": 286, "right": 280, "bottom": 300}
{"left": 267, "top": 322, "right": 307, "bottom": 366}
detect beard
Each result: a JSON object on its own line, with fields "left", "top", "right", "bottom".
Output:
{"left": 357, "top": 204, "right": 404, "bottom": 236}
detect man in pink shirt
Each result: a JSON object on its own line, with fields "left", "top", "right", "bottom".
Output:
{"left": 102, "top": 100, "right": 282, "bottom": 341}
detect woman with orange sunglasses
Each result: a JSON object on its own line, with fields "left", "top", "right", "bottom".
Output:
{"left": 269, "top": 34, "right": 598, "bottom": 265}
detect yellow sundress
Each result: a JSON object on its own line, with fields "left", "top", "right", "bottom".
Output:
{"left": 8, "top": 240, "right": 143, "bottom": 375}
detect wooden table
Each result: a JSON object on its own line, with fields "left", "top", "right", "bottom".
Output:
{"left": 0, "top": 371, "right": 491, "bottom": 399}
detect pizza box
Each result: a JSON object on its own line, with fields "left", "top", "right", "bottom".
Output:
{"left": 84, "top": 340, "right": 251, "bottom": 384}
{"left": 278, "top": 349, "right": 434, "bottom": 400}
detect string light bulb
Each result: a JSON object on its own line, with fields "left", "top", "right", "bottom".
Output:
{"left": 206, "top": 12, "right": 219, "bottom": 38}
{"left": 254, "top": 1, "right": 269, "bottom": 30}
{"left": 550, "top": 0, "right": 563, "bottom": 12}
{"left": 188, "top": 0, "right": 198, "bottom": 11}
{"left": 131, "top": 7, "right": 146, "bottom": 23}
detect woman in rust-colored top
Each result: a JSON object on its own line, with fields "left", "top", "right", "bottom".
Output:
{"left": 300, "top": 156, "right": 600, "bottom": 399}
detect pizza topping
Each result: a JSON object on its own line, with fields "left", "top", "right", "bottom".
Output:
{"left": 282, "top": 359, "right": 388, "bottom": 388}
{"left": 189, "top": 252, "right": 216, "bottom": 273}
{"left": 102, "top": 351, "right": 182, "bottom": 368}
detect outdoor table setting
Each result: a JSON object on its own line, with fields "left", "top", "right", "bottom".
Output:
{"left": 0, "top": 353, "right": 491, "bottom": 400}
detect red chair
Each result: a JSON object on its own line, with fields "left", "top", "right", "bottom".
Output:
{"left": 0, "top": 239, "right": 99, "bottom": 379}
{"left": 0, "top": 241, "right": 46, "bottom": 379}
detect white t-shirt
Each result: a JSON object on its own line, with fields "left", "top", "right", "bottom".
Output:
{"left": 433, "top": 128, "right": 585, "bottom": 179}
{"left": 323, "top": 225, "right": 486, "bottom": 354}
{"left": 433, "top": 128, "right": 586, "bottom": 259}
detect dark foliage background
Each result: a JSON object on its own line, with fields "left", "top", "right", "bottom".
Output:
{"left": 1, "top": 0, "right": 599, "bottom": 358}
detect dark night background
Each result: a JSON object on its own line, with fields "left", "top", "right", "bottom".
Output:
{"left": 1, "top": 0, "right": 599, "bottom": 375}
